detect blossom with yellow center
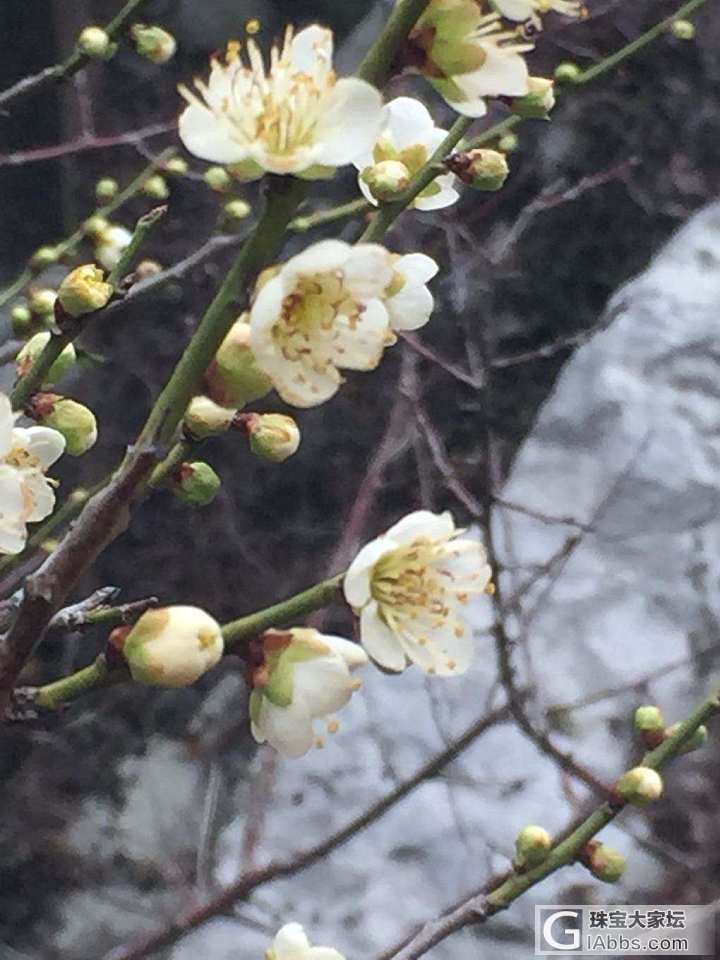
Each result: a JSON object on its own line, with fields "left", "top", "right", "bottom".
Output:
{"left": 0, "top": 392, "right": 65, "bottom": 554}
{"left": 266, "top": 923, "right": 345, "bottom": 960}
{"left": 408, "top": 0, "right": 532, "bottom": 117}
{"left": 493, "top": 0, "right": 586, "bottom": 24}
{"left": 178, "top": 25, "right": 384, "bottom": 179}
{"left": 344, "top": 510, "right": 492, "bottom": 675}
{"left": 353, "top": 97, "right": 459, "bottom": 211}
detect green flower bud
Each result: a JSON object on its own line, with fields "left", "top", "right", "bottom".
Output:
{"left": 122, "top": 606, "right": 223, "bottom": 687}
{"left": 82, "top": 215, "right": 110, "bottom": 238}
{"left": 10, "top": 304, "right": 33, "bottom": 336}
{"left": 142, "top": 174, "right": 169, "bottom": 200}
{"left": 614, "top": 766, "right": 663, "bottom": 805}
{"left": 32, "top": 395, "right": 98, "bottom": 456}
{"left": 223, "top": 199, "right": 252, "bottom": 221}
{"left": 512, "top": 76, "right": 555, "bottom": 119}
{"left": 29, "top": 288, "right": 57, "bottom": 317}
{"left": 554, "top": 61, "right": 582, "bottom": 85}
{"left": 242, "top": 413, "right": 301, "bottom": 463}
{"left": 204, "top": 166, "right": 233, "bottom": 192}
{"left": 665, "top": 722, "right": 708, "bottom": 754}
{"left": 31, "top": 246, "right": 60, "bottom": 269}
{"left": 183, "top": 395, "right": 236, "bottom": 440}
{"left": 57, "top": 264, "right": 112, "bottom": 317}
{"left": 498, "top": 132, "right": 520, "bottom": 154}
{"left": 634, "top": 704, "right": 665, "bottom": 733}
{"left": 95, "top": 177, "right": 119, "bottom": 201}
{"left": 515, "top": 825, "right": 552, "bottom": 867}
{"left": 227, "top": 158, "right": 265, "bottom": 183}
{"left": 172, "top": 461, "right": 221, "bottom": 506}
{"left": 131, "top": 24, "right": 177, "bottom": 64}
{"left": 69, "top": 487, "right": 91, "bottom": 506}
{"left": 78, "top": 26, "right": 111, "bottom": 58}
{"left": 586, "top": 843, "right": 626, "bottom": 884}
{"left": 448, "top": 148, "right": 509, "bottom": 192}
{"left": 671, "top": 19, "right": 695, "bottom": 40}
{"left": 16, "top": 332, "right": 77, "bottom": 384}
{"left": 361, "top": 160, "right": 411, "bottom": 201}
{"left": 165, "top": 157, "right": 189, "bottom": 176}
{"left": 205, "top": 317, "right": 272, "bottom": 408}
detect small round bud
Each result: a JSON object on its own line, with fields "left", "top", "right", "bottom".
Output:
{"left": 69, "top": 487, "right": 90, "bottom": 506}
{"left": 135, "top": 259, "right": 163, "bottom": 279}
{"left": 241, "top": 413, "right": 301, "bottom": 463}
{"left": 172, "top": 461, "right": 221, "bottom": 506}
{"left": 29, "top": 288, "right": 57, "bottom": 317}
{"left": 554, "top": 61, "right": 581, "bottom": 85}
{"left": 83, "top": 215, "right": 110, "bottom": 238}
{"left": 498, "top": 132, "right": 520, "bottom": 154}
{"left": 184, "top": 396, "right": 236, "bottom": 440}
{"left": 57, "top": 264, "right": 112, "bottom": 317}
{"left": 671, "top": 19, "right": 695, "bottom": 40}
{"left": 361, "top": 160, "right": 411, "bottom": 201}
{"left": 95, "top": 177, "right": 119, "bottom": 202}
{"left": 586, "top": 843, "right": 626, "bottom": 884}
{"left": 614, "top": 766, "right": 663, "bottom": 805}
{"left": 16, "top": 332, "right": 77, "bottom": 384}
{"left": 634, "top": 704, "right": 665, "bottom": 733}
{"left": 665, "top": 722, "right": 708, "bottom": 754}
{"left": 223, "top": 199, "right": 252, "bottom": 221}
{"left": 142, "top": 174, "right": 169, "bottom": 200}
{"left": 512, "top": 76, "right": 555, "bottom": 119}
{"left": 205, "top": 317, "right": 272, "bottom": 408}
{"left": 78, "top": 26, "right": 111, "bottom": 59}
{"left": 204, "top": 166, "right": 233, "bottom": 192}
{"left": 131, "top": 24, "right": 177, "bottom": 64}
{"left": 30, "top": 245, "right": 60, "bottom": 269}
{"left": 515, "top": 825, "right": 552, "bottom": 867}
{"left": 122, "top": 605, "right": 223, "bottom": 687}
{"left": 10, "top": 304, "right": 33, "bottom": 335}
{"left": 31, "top": 395, "right": 98, "bottom": 456}
{"left": 95, "top": 224, "right": 132, "bottom": 272}
{"left": 165, "top": 157, "right": 189, "bottom": 176}
{"left": 447, "top": 149, "right": 509, "bottom": 192}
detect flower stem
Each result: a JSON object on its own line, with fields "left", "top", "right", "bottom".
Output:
{"left": 34, "top": 657, "right": 120, "bottom": 710}
{"left": 357, "top": 0, "right": 430, "bottom": 86}
{"left": 290, "top": 197, "right": 371, "bottom": 233}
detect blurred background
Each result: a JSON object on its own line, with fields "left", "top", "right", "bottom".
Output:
{"left": 1, "top": 1, "right": 719, "bottom": 957}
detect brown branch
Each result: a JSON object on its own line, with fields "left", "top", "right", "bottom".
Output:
{"left": 0, "top": 121, "right": 175, "bottom": 168}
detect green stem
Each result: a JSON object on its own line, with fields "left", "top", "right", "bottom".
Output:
{"left": 147, "top": 439, "right": 194, "bottom": 488}
{"left": 357, "top": 0, "right": 430, "bottom": 86}
{"left": 107, "top": 204, "right": 166, "bottom": 287}
{"left": 291, "top": 198, "right": 371, "bottom": 233}
{"left": 34, "top": 657, "right": 118, "bottom": 710}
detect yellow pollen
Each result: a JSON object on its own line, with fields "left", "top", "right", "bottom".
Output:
{"left": 446, "top": 659, "right": 456, "bottom": 670}
{"left": 485, "top": 582, "right": 496, "bottom": 595}
{"left": 245, "top": 17, "right": 261, "bottom": 34}
{"left": 314, "top": 736, "right": 325, "bottom": 749}
{"left": 350, "top": 677, "right": 363, "bottom": 691}
{"left": 197, "top": 628, "right": 217, "bottom": 649}
{"left": 327, "top": 718, "right": 339, "bottom": 734}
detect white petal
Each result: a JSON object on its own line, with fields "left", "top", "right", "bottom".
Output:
{"left": 257, "top": 699, "right": 315, "bottom": 758}
{"left": 291, "top": 25, "right": 333, "bottom": 71}
{"left": 178, "top": 103, "right": 248, "bottom": 164}
{"left": 442, "top": 538, "right": 490, "bottom": 580}
{"left": 275, "top": 359, "right": 342, "bottom": 408}
{"left": 0, "top": 394, "right": 15, "bottom": 457}
{"left": 343, "top": 537, "right": 396, "bottom": 607}
{"left": 385, "top": 96, "right": 435, "bottom": 148}
{"left": 463, "top": 45, "right": 529, "bottom": 98}
{"left": 333, "top": 300, "right": 389, "bottom": 372}
{"left": 0, "top": 521, "right": 27, "bottom": 555}
{"left": 394, "top": 253, "right": 440, "bottom": 286}
{"left": 357, "top": 173, "right": 379, "bottom": 207}
{"left": 398, "top": 620, "right": 474, "bottom": 676}
{"left": 320, "top": 635, "right": 369, "bottom": 668}
{"left": 272, "top": 922, "right": 311, "bottom": 957}
{"left": 20, "top": 425, "right": 66, "bottom": 468}
{"left": 414, "top": 178, "right": 460, "bottom": 211}
{"left": 385, "top": 510, "right": 456, "bottom": 545}
{"left": 360, "top": 602, "right": 407, "bottom": 671}
{"left": 313, "top": 78, "right": 384, "bottom": 165}
{"left": 285, "top": 239, "right": 351, "bottom": 279}
{"left": 492, "top": 0, "right": 533, "bottom": 20}
{"left": 22, "top": 473, "right": 55, "bottom": 522}
{"left": 343, "top": 245, "right": 393, "bottom": 301}
{"left": 293, "top": 656, "right": 352, "bottom": 716}
{"left": 387, "top": 284, "right": 434, "bottom": 332}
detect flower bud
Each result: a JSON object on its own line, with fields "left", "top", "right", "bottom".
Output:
{"left": 31, "top": 246, "right": 59, "bottom": 269}
{"left": 122, "top": 605, "right": 223, "bottom": 687}
{"left": 240, "top": 413, "right": 301, "bottom": 463}
{"left": 671, "top": 19, "right": 695, "bottom": 40}
{"left": 360, "top": 160, "right": 411, "bottom": 201}
{"left": 586, "top": 843, "right": 626, "bottom": 883}
{"left": 498, "top": 132, "right": 520, "bottom": 154}
{"left": 135, "top": 259, "right": 163, "bottom": 279}
{"left": 204, "top": 166, "right": 233, "bottom": 192}
{"left": 665, "top": 721, "right": 708, "bottom": 754}
{"left": 83, "top": 215, "right": 110, "bottom": 238}
{"left": 57, "top": 264, "right": 112, "bottom": 317}
{"left": 512, "top": 77, "right": 555, "bottom": 119}
{"left": 29, "top": 288, "right": 57, "bottom": 317}
{"left": 165, "top": 157, "right": 189, "bottom": 176}
{"left": 95, "top": 224, "right": 132, "bottom": 271}
{"left": 205, "top": 317, "right": 272, "bottom": 408}
{"left": 10, "top": 304, "right": 33, "bottom": 336}
{"left": 78, "top": 26, "right": 111, "bottom": 59}
{"left": 31, "top": 395, "right": 98, "bottom": 456}
{"left": 554, "top": 61, "right": 581, "bottom": 85}
{"left": 16, "top": 332, "right": 77, "bottom": 384}
{"left": 142, "top": 174, "right": 169, "bottom": 200}
{"left": 131, "top": 24, "right": 177, "bottom": 64}
{"left": 223, "top": 199, "right": 252, "bottom": 221}
{"left": 515, "top": 825, "right": 552, "bottom": 867}
{"left": 172, "top": 461, "right": 221, "bottom": 506}
{"left": 614, "top": 766, "right": 663, "bottom": 805}
{"left": 634, "top": 704, "right": 665, "bottom": 733}
{"left": 447, "top": 149, "right": 509, "bottom": 192}
{"left": 95, "top": 177, "right": 119, "bottom": 202}
{"left": 183, "top": 396, "right": 236, "bottom": 440}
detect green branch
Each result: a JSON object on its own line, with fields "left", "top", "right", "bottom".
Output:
{"left": 290, "top": 198, "right": 371, "bottom": 233}
{"left": 357, "top": 0, "right": 430, "bottom": 86}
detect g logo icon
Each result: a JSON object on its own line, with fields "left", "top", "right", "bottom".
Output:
{"left": 536, "top": 907, "right": 582, "bottom": 953}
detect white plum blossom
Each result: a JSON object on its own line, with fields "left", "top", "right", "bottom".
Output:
{"left": 266, "top": 923, "right": 345, "bottom": 960}
{"left": 354, "top": 97, "right": 459, "bottom": 211}
{"left": 95, "top": 224, "right": 132, "bottom": 272}
{"left": 179, "top": 26, "right": 384, "bottom": 179}
{"left": 344, "top": 510, "right": 492, "bottom": 675}
{"left": 409, "top": 0, "right": 531, "bottom": 117}
{"left": 249, "top": 240, "right": 438, "bottom": 407}
{"left": 0, "top": 393, "right": 65, "bottom": 554}
{"left": 249, "top": 627, "right": 368, "bottom": 758}
{"left": 493, "top": 0, "right": 585, "bottom": 24}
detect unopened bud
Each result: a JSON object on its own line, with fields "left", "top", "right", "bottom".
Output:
{"left": 172, "top": 461, "right": 221, "bottom": 506}
{"left": 585, "top": 843, "right": 626, "bottom": 884}
{"left": 16, "top": 332, "right": 76, "bottom": 384}
{"left": 205, "top": 317, "right": 271, "bottom": 408}
{"left": 10, "top": 304, "right": 32, "bottom": 335}
{"left": 665, "top": 722, "right": 708, "bottom": 754}
{"left": 184, "top": 395, "right": 236, "bottom": 440}
{"left": 58, "top": 264, "right": 112, "bottom": 317}
{"left": 95, "top": 177, "right": 119, "bottom": 201}
{"left": 122, "top": 605, "right": 223, "bottom": 687}
{"left": 32, "top": 395, "right": 98, "bottom": 456}
{"left": 131, "top": 24, "right": 177, "bottom": 64}
{"left": 31, "top": 246, "right": 59, "bottom": 269}
{"left": 361, "top": 160, "right": 411, "bottom": 201}
{"left": 498, "top": 132, "right": 520, "bottom": 154}
{"left": 447, "top": 148, "right": 509, "bottom": 192}
{"left": 135, "top": 259, "right": 163, "bottom": 279}
{"left": 512, "top": 76, "right": 555, "bottom": 119}
{"left": 165, "top": 157, "right": 189, "bottom": 176}
{"left": 240, "top": 413, "right": 301, "bottom": 463}
{"left": 78, "top": 26, "right": 111, "bottom": 59}
{"left": 204, "top": 166, "right": 232, "bottom": 192}
{"left": 614, "top": 766, "right": 663, "bottom": 805}
{"left": 142, "top": 174, "right": 169, "bottom": 200}
{"left": 224, "top": 199, "right": 252, "bottom": 221}
{"left": 83, "top": 215, "right": 110, "bottom": 238}
{"left": 95, "top": 224, "right": 132, "bottom": 271}
{"left": 29, "top": 288, "right": 57, "bottom": 317}
{"left": 515, "top": 825, "right": 552, "bottom": 867}
{"left": 671, "top": 19, "right": 695, "bottom": 40}
{"left": 554, "top": 61, "right": 581, "bottom": 85}
{"left": 634, "top": 704, "right": 665, "bottom": 732}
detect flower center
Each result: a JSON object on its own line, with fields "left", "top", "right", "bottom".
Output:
{"left": 5, "top": 446, "right": 42, "bottom": 472}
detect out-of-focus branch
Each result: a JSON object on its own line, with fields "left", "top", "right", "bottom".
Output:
{"left": 0, "top": 121, "right": 175, "bottom": 168}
